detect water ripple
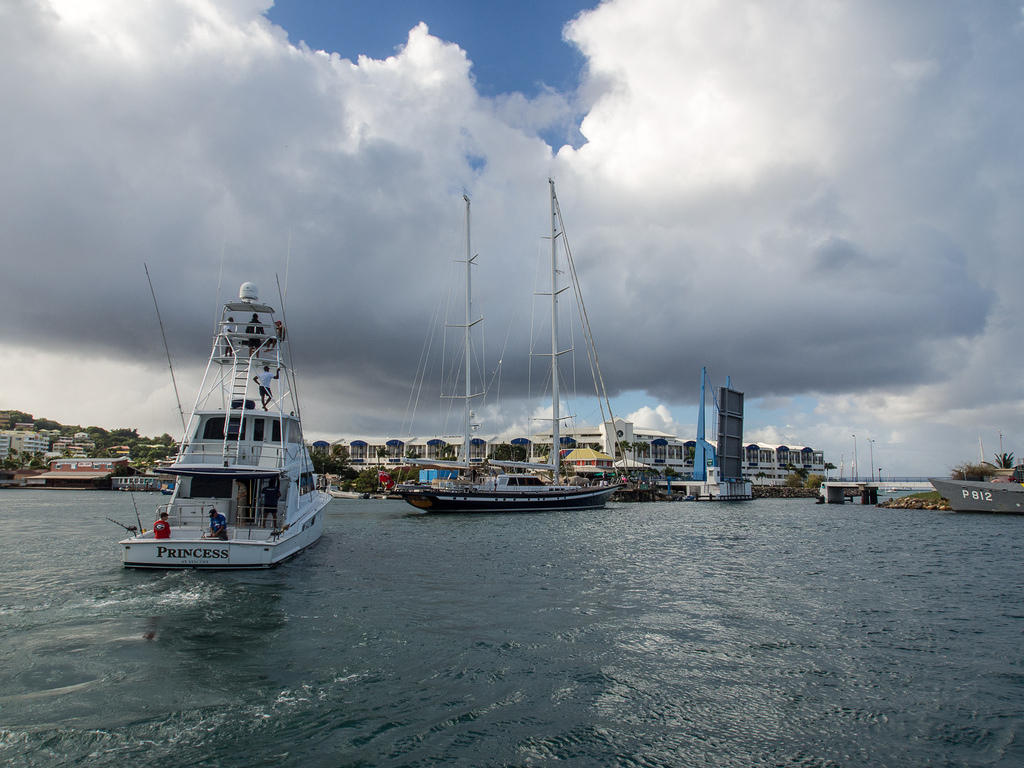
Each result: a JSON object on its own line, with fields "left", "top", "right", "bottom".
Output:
{"left": 1, "top": 493, "right": 1023, "bottom": 766}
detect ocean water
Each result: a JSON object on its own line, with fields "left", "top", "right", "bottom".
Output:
{"left": 0, "top": 490, "right": 1021, "bottom": 767}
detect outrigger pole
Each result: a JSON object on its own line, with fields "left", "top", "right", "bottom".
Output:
{"left": 144, "top": 263, "right": 187, "bottom": 433}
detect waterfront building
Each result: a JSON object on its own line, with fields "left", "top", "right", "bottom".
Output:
{"left": 0, "top": 429, "right": 51, "bottom": 457}
{"left": 110, "top": 473, "right": 170, "bottom": 492}
{"left": 330, "top": 419, "right": 825, "bottom": 485}
{"left": 27, "top": 457, "right": 131, "bottom": 489}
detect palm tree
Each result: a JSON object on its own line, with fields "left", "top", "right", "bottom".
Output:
{"left": 994, "top": 452, "right": 1015, "bottom": 469}
{"left": 823, "top": 462, "right": 836, "bottom": 479}
{"left": 374, "top": 445, "right": 388, "bottom": 466}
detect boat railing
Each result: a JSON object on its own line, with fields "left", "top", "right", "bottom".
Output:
{"left": 214, "top": 325, "right": 284, "bottom": 363}
{"left": 155, "top": 502, "right": 279, "bottom": 541}
{"left": 176, "top": 441, "right": 289, "bottom": 467}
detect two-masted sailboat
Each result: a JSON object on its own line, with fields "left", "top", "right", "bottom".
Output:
{"left": 120, "top": 282, "right": 329, "bottom": 568}
{"left": 396, "top": 181, "right": 623, "bottom": 513}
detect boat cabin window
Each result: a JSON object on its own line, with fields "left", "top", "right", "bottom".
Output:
{"left": 272, "top": 419, "right": 281, "bottom": 443}
{"left": 287, "top": 420, "right": 302, "bottom": 444}
{"left": 199, "top": 416, "right": 240, "bottom": 439}
{"left": 185, "top": 475, "right": 233, "bottom": 498}
{"left": 201, "top": 417, "right": 224, "bottom": 440}
{"left": 252, "top": 418, "right": 265, "bottom": 442}
{"left": 509, "top": 476, "right": 544, "bottom": 486}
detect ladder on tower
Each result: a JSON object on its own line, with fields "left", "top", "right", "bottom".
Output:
{"left": 223, "top": 354, "right": 255, "bottom": 465}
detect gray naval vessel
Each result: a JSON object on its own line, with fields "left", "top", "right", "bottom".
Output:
{"left": 930, "top": 468, "right": 1024, "bottom": 513}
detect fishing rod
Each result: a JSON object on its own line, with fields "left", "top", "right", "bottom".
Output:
{"left": 127, "top": 491, "right": 144, "bottom": 533}
{"left": 144, "top": 262, "right": 187, "bottom": 433}
{"left": 106, "top": 517, "right": 138, "bottom": 534}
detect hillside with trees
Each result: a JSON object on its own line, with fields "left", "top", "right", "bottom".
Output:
{"left": 1, "top": 409, "right": 176, "bottom": 469}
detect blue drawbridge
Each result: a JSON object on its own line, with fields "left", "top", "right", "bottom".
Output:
{"left": 691, "top": 366, "right": 717, "bottom": 481}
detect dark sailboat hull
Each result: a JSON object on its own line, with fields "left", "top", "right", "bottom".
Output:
{"left": 397, "top": 484, "right": 622, "bottom": 513}
{"left": 930, "top": 478, "right": 1024, "bottom": 514}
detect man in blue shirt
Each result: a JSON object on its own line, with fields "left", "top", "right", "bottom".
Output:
{"left": 260, "top": 483, "right": 280, "bottom": 529}
{"left": 207, "top": 508, "right": 228, "bottom": 540}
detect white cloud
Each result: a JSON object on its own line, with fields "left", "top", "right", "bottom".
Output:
{"left": 626, "top": 404, "right": 686, "bottom": 436}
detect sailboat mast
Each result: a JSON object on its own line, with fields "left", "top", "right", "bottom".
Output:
{"left": 462, "top": 194, "right": 472, "bottom": 465}
{"left": 549, "top": 179, "right": 560, "bottom": 477}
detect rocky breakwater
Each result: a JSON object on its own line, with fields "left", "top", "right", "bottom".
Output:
{"left": 877, "top": 494, "right": 951, "bottom": 511}
{"left": 752, "top": 486, "right": 820, "bottom": 499}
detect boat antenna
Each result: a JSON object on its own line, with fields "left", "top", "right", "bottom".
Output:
{"left": 275, "top": 274, "right": 304, "bottom": 424}
{"left": 276, "top": 274, "right": 311, "bottom": 478}
{"left": 213, "top": 234, "right": 225, "bottom": 333}
{"left": 144, "top": 263, "right": 186, "bottom": 433}
{"left": 284, "top": 228, "right": 292, "bottom": 305}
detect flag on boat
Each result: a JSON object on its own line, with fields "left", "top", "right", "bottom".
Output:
{"left": 378, "top": 471, "right": 395, "bottom": 490}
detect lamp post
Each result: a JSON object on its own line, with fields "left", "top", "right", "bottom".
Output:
{"left": 868, "top": 438, "right": 876, "bottom": 482}
{"left": 852, "top": 434, "right": 858, "bottom": 481}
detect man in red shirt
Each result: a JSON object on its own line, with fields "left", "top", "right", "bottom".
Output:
{"left": 153, "top": 511, "right": 171, "bottom": 539}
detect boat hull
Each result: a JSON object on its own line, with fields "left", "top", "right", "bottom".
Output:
{"left": 121, "top": 499, "right": 327, "bottom": 569}
{"left": 930, "top": 478, "right": 1024, "bottom": 514}
{"left": 397, "top": 484, "right": 621, "bottom": 513}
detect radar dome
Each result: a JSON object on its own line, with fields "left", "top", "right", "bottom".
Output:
{"left": 239, "top": 282, "right": 258, "bottom": 301}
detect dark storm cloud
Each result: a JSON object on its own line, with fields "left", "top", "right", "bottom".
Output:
{"left": 3, "top": 0, "right": 1023, "bottom": 474}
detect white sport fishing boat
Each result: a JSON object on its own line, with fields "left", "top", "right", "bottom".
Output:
{"left": 120, "top": 282, "right": 329, "bottom": 568}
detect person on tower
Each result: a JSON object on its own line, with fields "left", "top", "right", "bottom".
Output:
{"left": 253, "top": 366, "right": 280, "bottom": 411}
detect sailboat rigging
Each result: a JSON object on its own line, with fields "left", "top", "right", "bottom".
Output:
{"left": 396, "top": 180, "right": 623, "bottom": 512}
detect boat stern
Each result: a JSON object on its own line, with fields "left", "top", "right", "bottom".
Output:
{"left": 121, "top": 535, "right": 271, "bottom": 569}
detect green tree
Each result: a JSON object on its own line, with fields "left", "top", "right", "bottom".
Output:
{"left": 492, "top": 443, "right": 513, "bottom": 461}
{"left": 994, "top": 452, "right": 1015, "bottom": 469}
{"left": 312, "top": 451, "right": 351, "bottom": 477}
{"left": 785, "top": 463, "right": 809, "bottom": 482}
{"left": 784, "top": 472, "right": 805, "bottom": 488}
{"left": 804, "top": 473, "right": 825, "bottom": 489}
{"left": 953, "top": 462, "right": 996, "bottom": 481}
{"left": 352, "top": 467, "right": 381, "bottom": 493}
{"left": 111, "top": 462, "right": 133, "bottom": 477}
